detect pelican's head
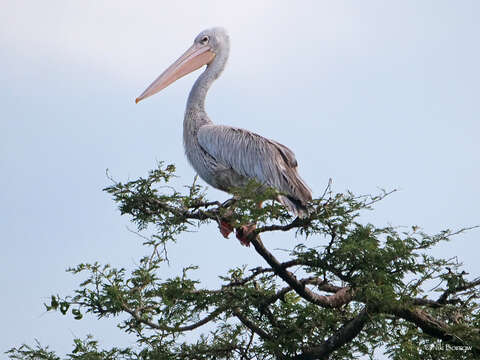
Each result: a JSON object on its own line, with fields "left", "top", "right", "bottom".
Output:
{"left": 135, "top": 27, "right": 229, "bottom": 103}
{"left": 194, "top": 27, "right": 229, "bottom": 55}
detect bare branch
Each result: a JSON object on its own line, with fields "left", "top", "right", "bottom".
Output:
{"left": 412, "top": 297, "right": 460, "bottom": 308}
{"left": 293, "top": 307, "right": 371, "bottom": 360}
{"left": 388, "top": 305, "right": 480, "bottom": 353}
{"left": 265, "top": 277, "right": 347, "bottom": 305}
{"left": 232, "top": 307, "right": 273, "bottom": 341}
{"left": 437, "top": 277, "right": 480, "bottom": 304}
{"left": 250, "top": 236, "right": 353, "bottom": 308}
{"left": 121, "top": 303, "right": 224, "bottom": 332}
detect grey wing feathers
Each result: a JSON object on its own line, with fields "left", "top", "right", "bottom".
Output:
{"left": 197, "top": 125, "right": 312, "bottom": 216}
{"left": 268, "top": 139, "right": 298, "bottom": 168}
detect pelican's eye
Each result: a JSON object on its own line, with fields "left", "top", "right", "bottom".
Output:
{"left": 200, "top": 36, "right": 209, "bottom": 45}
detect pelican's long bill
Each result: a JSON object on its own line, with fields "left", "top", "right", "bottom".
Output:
{"left": 135, "top": 43, "right": 215, "bottom": 103}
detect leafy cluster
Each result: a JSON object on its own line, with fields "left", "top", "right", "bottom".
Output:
{"left": 7, "top": 163, "right": 480, "bottom": 360}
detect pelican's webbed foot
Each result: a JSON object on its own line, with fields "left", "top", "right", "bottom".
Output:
{"left": 218, "top": 220, "right": 234, "bottom": 238}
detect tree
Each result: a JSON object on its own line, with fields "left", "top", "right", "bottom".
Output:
{"left": 7, "top": 163, "right": 480, "bottom": 360}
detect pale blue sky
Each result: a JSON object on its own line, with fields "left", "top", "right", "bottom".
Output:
{"left": 1, "top": 1, "right": 479, "bottom": 358}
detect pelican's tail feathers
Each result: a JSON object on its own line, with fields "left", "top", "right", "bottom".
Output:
{"left": 277, "top": 195, "right": 310, "bottom": 218}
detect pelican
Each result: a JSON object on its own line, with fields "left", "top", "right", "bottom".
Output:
{"left": 136, "top": 27, "right": 312, "bottom": 246}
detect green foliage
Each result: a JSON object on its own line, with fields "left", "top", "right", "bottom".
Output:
{"left": 8, "top": 163, "right": 480, "bottom": 360}
{"left": 6, "top": 337, "right": 134, "bottom": 360}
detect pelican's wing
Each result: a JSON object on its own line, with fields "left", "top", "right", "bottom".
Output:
{"left": 197, "top": 125, "right": 312, "bottom": 209}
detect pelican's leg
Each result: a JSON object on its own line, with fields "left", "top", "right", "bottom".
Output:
{"left": 234, "top": 201, "right": 263, "bottom": 247}
{"left": 217, "top": 207, "right": 235, "bottom": 239}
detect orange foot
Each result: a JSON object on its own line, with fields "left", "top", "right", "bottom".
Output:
{"left": 236, "top": 224, "right": 257, "bottom": 247}
{"left": 218, "top": 220, "right": 234, "bottom": 238}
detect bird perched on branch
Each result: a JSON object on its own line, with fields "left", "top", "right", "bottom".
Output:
{"left": 136, "top": 27, "right": 312, "bottom": 246}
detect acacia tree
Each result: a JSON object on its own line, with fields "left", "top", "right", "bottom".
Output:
{"left": 8, "top": 163, "right": 480, "bottom": 360}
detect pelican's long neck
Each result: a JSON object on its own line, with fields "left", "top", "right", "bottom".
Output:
{"left": 186, "top": 69, "right": 215, "bottom": 114}
{"left": 184, "top": 42, "right": 229, "bottom": 129}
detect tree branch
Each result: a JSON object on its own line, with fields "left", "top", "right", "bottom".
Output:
{"left": 121, "top": 302, "right": 224, "bottom": 332}
{"left": 250, "top": 236, "right": 353, "bottom": 308}
{"left": 437, "top": 277, "right": 480, "bottom": 304}
{"left": 388, "top": 305, "right": 480, "bottom": 353}
{"left": 265, "top": 277, "right": 347, "bottom": 305}
{"left": 411, "top": 297, "right": 460, "bottom": 308}
{"left": 232, "top": 307, "right": 273, "bottom": 341}
{"left": 293, "top": 307, "right": 371, "bottom": 360}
